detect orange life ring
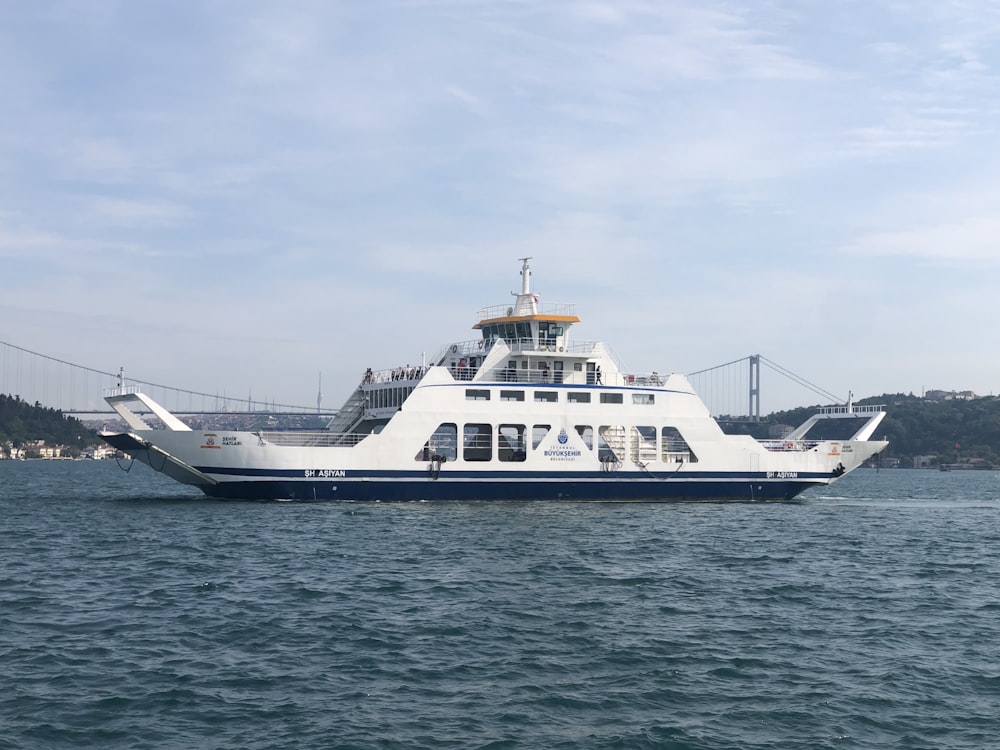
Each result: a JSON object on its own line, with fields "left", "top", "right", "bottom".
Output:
{"left": 784, "top": 441, "right": 794, "bottom": 450}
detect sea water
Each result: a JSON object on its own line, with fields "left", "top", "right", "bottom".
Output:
{"left": 2, "top": 461, "right": 999, "bottom": 749}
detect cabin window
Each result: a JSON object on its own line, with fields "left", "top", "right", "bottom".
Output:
{"left": 574, "top": 362, "right": 583, "bottom": 372}
{"left": 534, "top": 391, "right": 558, "bottom": 403}
{"left": 575, "top": 425, "right": 594, "bottom": 450}
{"left": 503, "top": 361, "right": 519, "bottom": 383}
{"left": 415, "top": 422, "right": 457, "bottom": 462}
{"left": 568, "top": 392, "right": 591, "bottom": 404}
{"left": 498, "top": 424, "right": 527, "bottom": 462}
{"left": 632, "top": 393, "right": 655, "bottom": 405}
{"left": 598, "top": 425, "right": 625, "bottom": 463}
{"left": 532, "top": 424, "right": 551, "bottom": 449}
{"left": 630, "top": 426, "right": 657, "bottom": 464}
{"left": 466, "top": 389, "right": 490, "bottom": 401}
{"left": 662, "top": 426, "right": 698, "bottom": 463}
{"left": 463, "top": 423, "right": 492, "bottom": 461}
{"left": 600, "top": 393, "right": 623, "bottom": 404}
{"left": 500, "top": 390, "right": 525, "bottom": 402}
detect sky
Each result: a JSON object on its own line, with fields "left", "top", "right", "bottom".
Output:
{"left": 2, "top": 0, "right": 999, "bottom": 414}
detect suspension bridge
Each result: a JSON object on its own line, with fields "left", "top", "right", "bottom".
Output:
{"left": 0, "top": 339, "right": 846, "bottom": 422}
{"left": 687, "top": 354, "right": 846, "bottom": 421}
{"left": 0, "top": 339, "right": 330, "bottom": 419}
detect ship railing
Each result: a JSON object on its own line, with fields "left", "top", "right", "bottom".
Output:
{"left": 816, "top": 404, "right": 886, "bottom": 417}
{"left": 361, "top": 365, "right": 430, "bottom": 385}
{"left": 438, "top": 338, "right": 625, "bottom": 369}
{"left": 104, "top": 384, "right": 143, "bottom": 398}
{"left": 616, "top": 372, "right": 667, "bottom": 387}
{"left": 760, "top": 439, "right": 822, "bottom": 452}
{"left": 505, "top": 339, "right": 600, "bottom": 355}
{"left": 257, "top": 430, "right": 369, "bottom": 447}
{"left": 437, "top": 339, "right": 490, "bottom": 360}
{"left": 487, "top": 367, "right": 668, "bottom": 387}
{"left": 476, "top": 302, "right": 577, "bottom": 320}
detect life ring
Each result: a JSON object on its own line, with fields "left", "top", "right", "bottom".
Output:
{"left": 451, "top": 344, "right": 457, "bottom": 353}
{"left": 784, "top": 441, "right": 794, "bottom": 450}
{"left": 477, "top": 340, "right": 484, "bottom": 349}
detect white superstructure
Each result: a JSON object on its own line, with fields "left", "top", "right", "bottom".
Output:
{"left": 100, "top": 259, "right": 887, "bottom": 501}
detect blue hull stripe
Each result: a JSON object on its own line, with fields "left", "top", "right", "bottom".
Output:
{"left": 198, "top": 477, "right": 818, "bottom": 502}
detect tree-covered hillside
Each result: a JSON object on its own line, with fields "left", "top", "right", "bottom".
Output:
{"left": 0, "top": 394, "right": 94, "bottom": 451}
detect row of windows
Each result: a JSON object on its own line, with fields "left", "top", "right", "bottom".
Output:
{"left": 417, "top": 423, "right": 696, "bottom": 464}
{"left": 466, "top": 389, "right": 648, "bottom": 405}
{"left": 365, "top": 385, "right": 415, "bottom": 410}
{"left": 480, "top": 322, "right": 565, "bottom": 348}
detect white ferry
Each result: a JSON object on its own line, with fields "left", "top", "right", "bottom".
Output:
{"left": 100, "top": 259, "right": 887, "bottom": 501}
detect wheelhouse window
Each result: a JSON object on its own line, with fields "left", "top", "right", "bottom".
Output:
{"left": 463, "top": 423, "right": 492, "bottom": 462}
{"left": 484, "top": 321, "right": 533, "bottom": 346}
{"left": 498, "top": 424, "right": 527, "bottom": 462}
{"left": 415, "top": 423, "right": 457, "bottom": 462}
{"left": 600, "top": 393, "right": 623, "bottom": 404}
{"left": 534, "top": 391, "right": 558, "bottom": 403}
{"left": 466, "top": 389, "right": 490, "bottom": 401}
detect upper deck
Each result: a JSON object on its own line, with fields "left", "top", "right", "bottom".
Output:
{"left": 474, "top": 302, "right": 580, "bottom": 327}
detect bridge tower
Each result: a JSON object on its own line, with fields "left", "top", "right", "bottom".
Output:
{"left": 749, "top": 354, "right": 761, "bottom": 422}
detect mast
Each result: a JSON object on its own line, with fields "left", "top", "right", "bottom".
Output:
{"left": 511, "top": 257, "right": 538, "bottom": 317}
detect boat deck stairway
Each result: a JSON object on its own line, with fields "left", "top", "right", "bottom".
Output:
{"left": 325, "top": 385, "right": 367, "bottom": 437}
{"left": 598, "top": 426, "right": 626, "bottom": 470}
{"left": 630, "top": 426, "right": 658, "bottom": 465}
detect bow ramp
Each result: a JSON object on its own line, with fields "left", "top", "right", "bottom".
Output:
{"left": 100, "top": 386, "right": 217, "bottom": 488}
{"left": 783, "top": 403, "right": 887, "bottom": 442}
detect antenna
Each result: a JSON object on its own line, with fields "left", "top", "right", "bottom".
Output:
{"left": 317, "top": 371, "right": 323, "bottom": 413}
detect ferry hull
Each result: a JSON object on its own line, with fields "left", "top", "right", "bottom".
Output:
{"left": 197, "top": 476, "right": 823, "bottom": 502}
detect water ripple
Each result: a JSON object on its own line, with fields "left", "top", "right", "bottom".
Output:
{"left": 3, "top": 463, "right": 1000, "bottom": 748}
